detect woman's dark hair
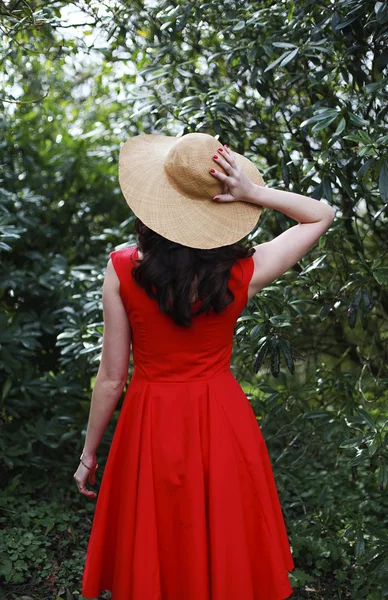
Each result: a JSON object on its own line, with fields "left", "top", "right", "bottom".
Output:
{"left": 131, "top": 218, "right": 255, "bottom": 327}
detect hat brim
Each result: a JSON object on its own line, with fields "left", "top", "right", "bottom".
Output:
{"left": 118, "top": 134, "right": 264, "bottom": 250}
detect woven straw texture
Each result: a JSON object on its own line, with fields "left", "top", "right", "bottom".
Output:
{"left": 118, "top": 132, "right": 264, "bottom": 249}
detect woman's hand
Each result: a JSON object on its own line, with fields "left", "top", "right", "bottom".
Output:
{"left": 209, "top": 145, "right": 255, "bottom": 203}
{"left": 73, "top": 453, "right": 99, "bottom": 499}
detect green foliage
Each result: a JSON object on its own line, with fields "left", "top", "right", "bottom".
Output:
{"left": 1, "top": 0, "right": 388, "bottom": 598}
{"left": 0, "top": 478, "right": 95, "bottom": 598}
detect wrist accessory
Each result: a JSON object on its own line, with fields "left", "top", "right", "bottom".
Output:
{"left": 80, "top": 452, "right": 98, "bottom": 470}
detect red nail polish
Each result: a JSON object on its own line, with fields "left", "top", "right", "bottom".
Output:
{"left": 214, "top": 197, "right": 219, "bottom": 201}
{"left": 225, "top": 145, "right": 229, "bottom": 149}
{"left": 218, "top": 147, "right": 223, "bottom": 152}
{"left": 213, "top": 155, "right": 218, "bottom": 159}
{"left": 210, "top": 169, "right": 215, "bottom": 173}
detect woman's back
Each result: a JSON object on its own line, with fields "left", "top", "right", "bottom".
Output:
{"left": 109, "top": 245, "right": 254, "bottom": 382}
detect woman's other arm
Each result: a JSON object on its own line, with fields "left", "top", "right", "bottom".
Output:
{"left": 82, "top": 259, "right": 131, "bottom": 458}
{"left": 74, "top": 259, "right": 131, "bottom": 498}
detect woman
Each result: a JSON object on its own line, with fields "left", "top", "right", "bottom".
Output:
{"left": 74, "top": 133, "right": 335, "bottom": 600}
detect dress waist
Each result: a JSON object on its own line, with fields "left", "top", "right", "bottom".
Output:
{"left": 130, "top": 366, "right": 233, "bottom": 384}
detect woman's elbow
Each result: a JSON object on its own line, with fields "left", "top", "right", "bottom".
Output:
{"left": 97, "top": 368, "right": 127, "bottom": 390}
{"left": 325, "top": 205, "right": 336, "bottom": 223}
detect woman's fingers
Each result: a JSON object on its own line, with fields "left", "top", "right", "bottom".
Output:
{"left": 212, "top": 153, "right": 232, "bottom": 174}
{"left": 82, "top": 485, "right": 97, "bottom": 498}
{"left": 75, "top": 477, "right": 97, "bottom": 498}
{"left": 218, "top": 145, "right": 235, "bottom": 166}
{"left": 212, "top": 193, "right": 235, "bottom": 202}
{"left": 209, "top": 167, "right": 228, "bottom": 182}
{"left": 209, "top": 144, "right": 239, "bottom": 190}
{"left": 73, "top": 462, "right": 98, "bottom": 498}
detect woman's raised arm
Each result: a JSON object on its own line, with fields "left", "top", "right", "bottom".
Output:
{"left": 209, "top": 145, "right": 335, "bottom": 296}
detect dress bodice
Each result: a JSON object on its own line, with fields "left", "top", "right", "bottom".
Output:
{"left": 109, "top": 246, "right": 254, "bottom": 382}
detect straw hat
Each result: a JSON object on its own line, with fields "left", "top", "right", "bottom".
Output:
{"left": 118, "top": 132, "right": 264, "bottom": 249}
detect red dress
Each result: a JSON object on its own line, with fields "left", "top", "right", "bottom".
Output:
{"left": 81, "top": 245, "right": 294, "bottom": 600}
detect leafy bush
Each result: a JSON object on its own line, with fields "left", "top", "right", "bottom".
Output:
{"left": 1, "top": 0, "right": 387, "bottom": 598}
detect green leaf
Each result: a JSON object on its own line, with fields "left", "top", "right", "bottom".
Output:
{"left": 347, "top": 452, "right": 368, "bottom": 467}
{"left": 361, "top": 290, "right": 373, "bottom": 312}
{"left": 304, "top": 411, "right": 331, "bottom": 419}
{"left": 355, "top": 537, "right": 365, "bottom": 558}
{"left": 377, "top": 462, "right": 388, "bottom": 490}
{"left": 375, "top": 1, "right": 388, "bottom": 24}
{"left": 372, "top": 267, "right": 388, "bottom": 286}
{"left": 357, "top": 158, "right": 374, "bottom": 178}
{"left": 331, "top": 11, "right": 340, "bottom": 32}
{"left": 254, "top": 343, "right": 269, "bottom": 373}
{"left": 337, "top": 172, "right": 354, "bottom": 198}
{"left": 264, "top": 49, "right": 297, "bottom": 72}
{"left": 281, "top": 156, "right": 289, "bottom": 186}
{"left": 2, "top": 377, "right": 12, "bottom": 401}
{"left": 349, "top": 112, "right": 369, "bottom": 127}
{"left": 333, "top": 117, "right": 346, "bottom": 136}
{"left": 272, "top": 42, "right": 297, "bottom": 49}
{"left": 340, "top": 435, "right": 368, "bottom": 448}
{"left": 279, "top": 48, "right": 298, "bottom": 67}
{"left": 250, "top": 323, "right": 266, "bottom": 339}
{"left": 299, "top": 254, "right": 327, "bottom": 275}
{"left": 311, "top": 114, "right": 339, "bottom": 132}
{"left": 233, "top": 20, "right": 246, "bottom": 31}
{"left": 347, "top": 306, "right": 356, "bottom": 328}
{"left": 359, "top": 145, "right": 373, "bottom": 157}
{"left": 379, "top": 159, "right": 388, "bottom": 202}
{"left": 264, "top": 53, "right": 287, "bottom": 72}
{"left": 358, "top": 131, "right": 372, "bottom": 143}
{"left": 289, "top": 569, "right": 314, "bottom": 586}
{"left": 279, "top": 338, "right": 294, "bottom": 374}
{"left": 358, "top": 408, "right": 377, "bottom": 431}
{"left": 270, "top": 344, "right": 280, "bottom": 378}
{"left": 322, "top": 176, "right": 333, "bottom": 201}
{"left": 365, "top": 78, "right": 388, "bottom": 93}
{"left": 343, "top": 134, "right": 363, "bottom": 143}
{"left": 311, "top": 181, "right": 323, "bottom": 199}
{"left": 376, "top": 135, "right": 388, "bottom": 146}
{"left": 0, "top": 559, "right": 12, "bottom": 576}
{"left": 300, "top": 108, "right": 339, "bottom": 127}
{"left": 368, "top": 435, "right": 379, "bottom": 457}
{"left": 319, "top": 303, "right": 331, "bottom": 318}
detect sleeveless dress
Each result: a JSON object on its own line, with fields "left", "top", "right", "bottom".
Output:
{"left": 81, "top": 245, "right": 294, "bottom": 600}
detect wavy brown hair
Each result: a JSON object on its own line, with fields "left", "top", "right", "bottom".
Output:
{"left": 130, "top": 218, "right": 255, "bottom": 327}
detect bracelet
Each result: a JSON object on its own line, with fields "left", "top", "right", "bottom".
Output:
{"left": 80, "top": 457, "right": 92, "bottom": 470}
{"left": 80, "top": 453, "right": 97, "bottom": 471}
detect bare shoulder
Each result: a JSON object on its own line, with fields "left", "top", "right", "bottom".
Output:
{"left": 247, "top": 247, "right": 262, "bottom": 302}
{"left": 247, "top": 242, "right": 285, "bottom": 302}
{"left": 105, "top": 257, "right": 120, "bottom": 291}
